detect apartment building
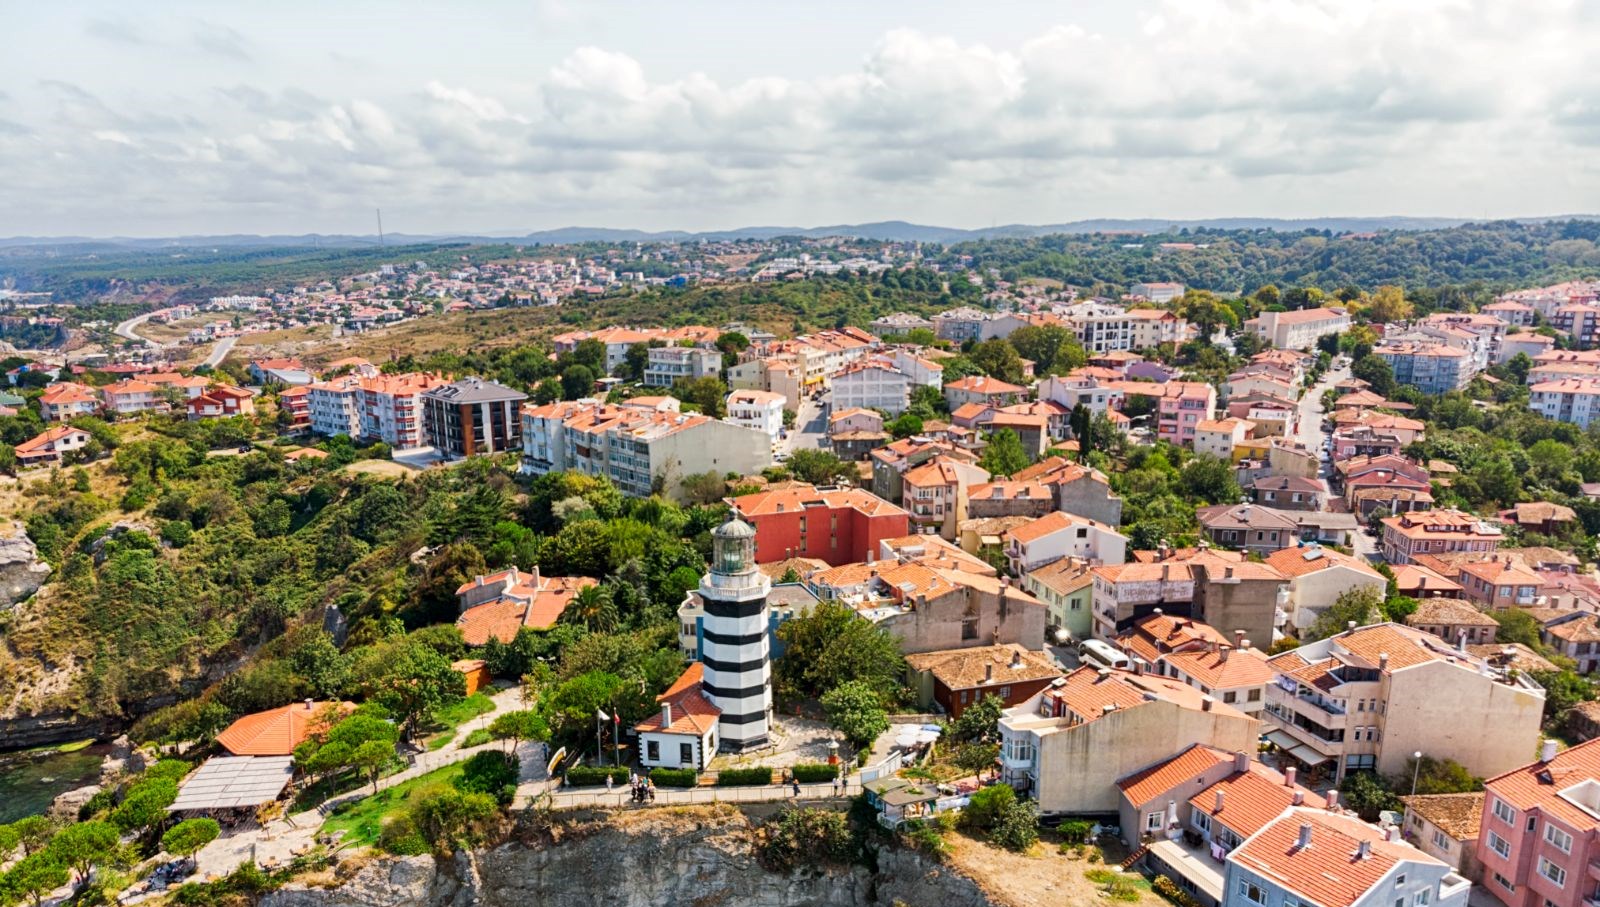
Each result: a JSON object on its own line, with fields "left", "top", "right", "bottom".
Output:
{"left": 1263, "top": 545, "right": 1387, "bottom": 635}
{"left": 551, "top": 325, "right": 720, "bottom": 373}
{"left": 885, "top": 347, "right": 944, "bottom": 388}
{"left": 1024, "top": 557, "right": 1096, "bottom": 643}
{"left": 1112, "top": 613, "right": 1273, "bottom": 716}
{"left": 869, "top": 436, "right": 979, "bottom": 504}
{"left": 521, "top": 399, "right": 772, "bottom": 501}
{"left": 869, "top": 313, "right": 934, "bottom": 336}
{"left": 1381, "top": 510, "right": 1504, "bottom": 564}
{"left": 308, "top": 376, "right": 363, "bottom": 439}
{"left": 1476, "top": 738, "right": 1600, "bottom": 907}
{"left": 1483, "top": 301, "right": 1535, "bottom": 327}
{"left": 997, "top": 667, "right": 1259, "bottom": 815}
{"left": 1553, "top": 304, "right": 1600, "bottom": 349}
{"left": 277, "top": 385, "right": 311, "bottom": 431}
{"left": 423, "top": 377, "right": 528, "bottom": 458}
{"left": 932, "top": 307, "right": 990, "bottom": 342}
{"left": 944, "top": 375, "right": 1028, "bottom": 409}
{"left": 1193, "top": 418, "right": 1254, "bottom": 461}
{"left": 902, "top": 455, "right": 991, "bottom": 539}
{"left": 1196, "top": 503, "right": 1302, "bottom": 555}
{"left": 1130, "top": 281, "right": 1186, "bottom": 303}
{"left": 1226, "top": 809, "right": 1470, "bottom": 907}
{"left": 359, "top": 372, "right": 447, "bottom": 449}
{"left": 1529, "top": 378, "right": 1600, "bottom": 429}
{"left": 832, "top": 362, "right": 912, "bottom": 414}
{"left": 724, "top": 389, "right": 786, "bottom": 441}
{"left": 100, "top": 378, "right": 166, "bottom": 417}
{"left": 728, "top": 484, "right": 909, "bottom": 567}
{"left": 1376, "top": 342, "right": 1475, "bottom": 394}
{"left": 1246, "top": 307, "right": 1352, "bottom": 350}
{"left": 807, "top": 557, "right": 1047, "bottom": 655}
{"left": 1151, "top": 381, "right": 1217, "bottom": 448}
{"left": 1262, "top": 623, "right": 1544, "bottom": 781}
{"left": 643, "top": 345, "right": 722, "bottom": 387}
{"left": 1406, "top": 598, "right": 1500, "bottom": 648}
{"left": 1004, "top": 510, "right": 1128, "bottom": 573}
{"left": 1038, "top": 371, "right": 1125, "bottom": 417}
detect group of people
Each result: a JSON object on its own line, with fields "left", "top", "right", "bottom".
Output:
{"left": 604, "top": 772, "right": 656, "bottom": 803}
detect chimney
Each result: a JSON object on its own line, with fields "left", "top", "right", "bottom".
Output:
{"left": 1202, "top": 697, "right": 1215, "bottom": 712}
{"left": 1457, "top": 630, "right": 1467, "bottom": 652}
{"left": 1234, "top": 751, "right": 1249, "bottom": 773}
{"left": 1379, "top": 653, "right": 1390, "bottom": 671}
{"left": 1542, "top": 739, "right": 1559, "bottom": 763}
{"left": 986, "top": 663, "right": 994, "bottom": 683}
{"left": 1346, "top": 620, "right": 1358, "bottom": 633}
{"left": 1214, "top": 789, "right": 1226, "bottom": 813}
{"left": 1284, "top": 766, "right": 1297, "bottom": 787}
{"left": 1326, "top": 789, "right": 1340, "bottom": 810}
{"left": 1220, "top": 646, "right": 1231, "bottom": 663}
{"left": 661, "top": 702, "right": 673, "bottom": 727}
{"left": 1225, "top": 566, "right": 1235, "bottom": 579}
{"left": 1292, "top": 790, "right": 1305, "bottom": 806}
{"left": 1356, "top": 840, "right": 1372, "bottom": 860}
{"left": 304, "top": 698, "right": 314, "bottom": 710}
{"left": 1297, "top": 823, "right": 1313, "bottom": 849}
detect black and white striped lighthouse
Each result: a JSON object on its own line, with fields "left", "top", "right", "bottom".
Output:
{"left": 698, "top": 516, "right": 772, "bottom": 751}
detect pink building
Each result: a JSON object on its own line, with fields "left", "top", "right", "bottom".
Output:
{"left": 1157, "top": 381, "right": 1217, "bottom": 448}
{"left": 1477, "top": 738, "right": 1600, "bottom": 907}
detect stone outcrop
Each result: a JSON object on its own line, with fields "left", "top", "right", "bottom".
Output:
{"left": 262, "top": 808, "right": 992, "bottom": 907}
{"left": 0, "top": 522, "right": 51, "bottom": 609}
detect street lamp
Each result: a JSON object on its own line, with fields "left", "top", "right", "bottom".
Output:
{"left": 1411, "top": 751, "right": 1423, "bottom": 795}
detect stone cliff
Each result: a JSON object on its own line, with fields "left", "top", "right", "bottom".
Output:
{"left": 262, "top": 808, "right": 992, "bottom": 907}
{"left": 0, "top": 522, "right": 50, "bottom": 610}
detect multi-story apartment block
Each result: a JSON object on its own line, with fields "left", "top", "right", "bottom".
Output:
{"left": 308, "top": 376, "right": 363, "bottom": 439}
{"left": 1111, "top": 613, "right": 1273, "bottom": 717}
{"left": 932, "top": 307, "right": 990, "bottom": 342}
{"left": 551, "top": 325, "right": 720, "bottom": 373}
{"left": 1381, "top": 510, "right": 1503, "bottom": 564}
{"left": 1483, "top": 300, "right": 1535, "bottom": 327}
{"left": 902, "top": 455, "right": 991, "bottom": 540}
{"left": 423, "top": 377, "right": 527, "bottom": 458}
{"left": 1126, "top": 308, "right": 1189, "bottom": 348}
{"left": 832, "top": 362, "right": 912, "bottom": 414}
{"left": 885, "top": 347, "right": 944, "bottom": 389}
{"left": 1038, "top": 371, "right": 1125, "bottom": 417}
{"left": 1553, "top": 304, "right": 1600, "bottom": 349}
{"left": 1530, "top": 378, "right": 1600, "bottom": 429}
{"left": 1130, "top": 281, "right": 1185, "bottom": 304}
{"left": 728, "top": 484, "right": 909, "bottom": 567}
{"left": 997, "top": 666, "right": 1259, "bottom": 815}
{"left": 1476, "top": 737, "right": 1600, "bottom": 907}
{"left": 643, "top": 345, "right": 722, "bottom": 387}
{"left": 1262, "top": 623, "right": 1544, "bottom": 781}
{"left": 869, "top": 313, "right": 934, "bottom": 336}
{"left": 724, "top": 389, "right": 786, "bottom": 441}
{"left": 357, "top": 372, "right": 447, "bottom": 449}
{"left": 101, "top": 378, "right": 167, "bottom": 416}
{"left": 1226, "top": 809, "right": 1470, "bottom": 907}
{"left": 1246, "top": 307, "right": 1351, "bottom": 350}
{"left": 1151, "top": 381, "right": 1217, "bottom": 448}
{"left": 1376, "top": 342, "right": 1475, "bottom": 394}
{"left": 277, "top": 386, "right": 311, "bottom": 431}
{"left": 520, "top": 398, "right": 772, "bottom": 501}
{"left": 38, "top": 382, "right": 102, "bottom": 421}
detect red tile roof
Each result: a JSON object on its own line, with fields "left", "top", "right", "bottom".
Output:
{"left": 1230, "top": 809, "right": 1445, "bottom": 907}
{"left": 216, "top": 701, "right": 354, "bottom": 756}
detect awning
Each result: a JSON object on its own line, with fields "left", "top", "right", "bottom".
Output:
{"left": 169, "top": 755, "right": 293, "bottom": 811}
{"left": 1286, "top": 744, "right": 1333, "bottom": 766}
{"left": 1263, "top": 730, "right": 1300, "bottom": 751}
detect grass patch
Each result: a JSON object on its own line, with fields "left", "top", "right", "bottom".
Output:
{"left": 320, "top": 762, "right": 464, "bottom": 849}
{"left": 422, "top": 693, "right": 495, "bottom": 751}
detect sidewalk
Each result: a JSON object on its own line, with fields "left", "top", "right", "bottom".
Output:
{"left": 519, "top": 778, "right": 861, "bottom": 810}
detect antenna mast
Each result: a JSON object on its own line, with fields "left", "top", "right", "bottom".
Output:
{"left": 376, "top": 208, "right": 385, "bottom": 247}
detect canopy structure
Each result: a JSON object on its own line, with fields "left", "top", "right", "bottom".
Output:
{"left": 1262, "top": 730, "right": 1300, "bottom": 751}
{"left": 169, "top": 756, "right": 294, "bottom": 811}
{"left": 1286, "top": 744, "right": 1332, "bottom": 766}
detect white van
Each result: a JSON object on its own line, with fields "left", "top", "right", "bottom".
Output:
{"left": 1078, "top": 639, "right": 1131, "bottom": 671}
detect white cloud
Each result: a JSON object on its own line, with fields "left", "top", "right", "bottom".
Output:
{"left": 3, "top": 0, "right": 1597, "bottom": 234}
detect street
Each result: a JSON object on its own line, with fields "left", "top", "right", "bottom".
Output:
{"left": 782, "top": 392, "right": 829, "bottom": 459}
{"left": 1292, "top": 361, "right": 1382, "bottom": 563}
{"left": 200, "top": 335, "right": 238, "bottom": 369}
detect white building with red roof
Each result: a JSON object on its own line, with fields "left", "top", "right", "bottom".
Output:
{"left": 634, "top": 663, "right": 722, "bottom": 771}
{"left": 37, "top": 382, "right": 101, "bottom": 421}
{"left": 14, "top": 424, "right": 92, "bottom": 468}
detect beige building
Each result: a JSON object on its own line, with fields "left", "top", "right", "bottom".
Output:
{"left": 1263, "top": 623, "right": 1545, "bottom": 782}
{"left": 1263, "top": 545, "right": 1387, "bottom": 636}
{"left": 999, "top": 667, "right": 1260, "bottom": 815}
{"left": 807, "top": 558, "right": 1047, "bottom": 654}
{"left": 1401, "top": 792, "right": 1484, "bottom": 882}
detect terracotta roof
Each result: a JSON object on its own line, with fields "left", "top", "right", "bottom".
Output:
{"left": 39, "top": 382, "right": 99, "bottom": 405}
{"left": 1332, "top": 623, "right": 1452, "bottom": 672}
{"left": 1094, "top": 562, "right": 1195, "bottom": 584}
{"left": 216, "top": 701, "right": 355, "bottom": 756}
{"left": 1025, "top": 558, "right": 1095, "bottom": 596}
{"left": 945, "top": 375, "right": 1026, "bottom": 395}
{"left": 1118, "top": 744, "right": 1234, "bottom": 804}
{"left": 1484, "top": 737, "right": 1600, "bottom": 833}
{"left": 1007, "top": 510, "right": 1119, "bottom": 546}
{"left": 1467, "top": 643, "right": 1557, "bottom": 674}
{"left": 904, "top": 644, "right": 1063, "bottom": 691}
{"left": 1401, "top": 792, "right": 1483, "bottom": 841}
{"left": 1229, "top": 808, "right": 1443, "bottom": 907}
{"left": 1191, "top": 767, "right": 1328, "bottom": 839}
{"left": 456, "top": 575, "right": 597, "bottom": 645}
{"left": 15, "top": 424, "right": 89, "bottom": 456}
{"left": 1408, "top": 598, "right": 1496, "bottom": 628}
{"left": 1164, "top": 646, "right": 1275, "bottom": 689}
{"left": 1264, "top": 545, "right": 1383, "bottom": 581}
{"left": 730, "top": 484, "right": 906, "bottom": 520}
{"left": 1545, "top": 614, "right": 1600, "bottom": 644}
{"left": 1196, "top": 503, "right": 1300, "bottom": 532}
{"left": 1503, "top": 501, "right": 1578, "bottom": 524}
{"left": 1389, "top": 564, "right": 1462, "bottom": 596}
{"left": 1046, "top": 666, "right": 1247, "bottom": 723}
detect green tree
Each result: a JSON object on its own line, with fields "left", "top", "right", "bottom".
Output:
{"left": 8, "top": 817, "right": 54, "bottom": 857}
{"left": 820, "top": 680, "right": 889, "bottom": 747}
{"left": 1351, "top": 354, "right": 1396, "bottom": 398}
{"left": 775, "top": 600, "right": 905, "bottom": 701}
{"left": 2, "top": 852, "right": 68, "bottom": 906}
{"left": 1181, "top": 454, "right": 1242, "bottom": 505}
{"left": 672, "top": 376, "right": 729, "bottom": 417}
{"left": 111, "top": 777, "right": 178, "bottom": 834}
{"left": 1304, "top": 587, "right": 1384, "bottom": 641}
{"left": 988, "top": 798, "right": 1040, "bottom": 852}
{"left": 979, "top": 428, "right": 1030, "bottom": 477}
{"left": 967, "top": 339, "right": 1026, "bottom": 384}
{"left": 46, "top": 820, "right": 119, "bottom": 884}
{"left": 1176, "top": 290, "right": 1237, "bottom": 339}
{"left": 487, "top": 709, "right": 549, "bottom": 754}
{"left": 561, "top": 364, "right": 596, "bottom": 400}
{"left": 946, "top": 694, "right": 1005, "bottom": 744}
{"left": 406, "top": 787, "right": 499, "bottom": 853}
{"left": 360, "top": 640, "right": 466, "bottom": 741}
{"left": 886, "top": 413, "right": 924, "bottom": 439}
{"left": 1492, "top": 609, "right": 1545, "bottom": 650}
{"left": 1337, "top": 771, "right": 1401, "bottom": 821}
{"left": 1531, "top": 669, "right": 1596, "bottom": 727}
{"left": 786, "top": 449, "right": 851, "bottom": 485}
{"left": 161, "top": 819, "right": 220, "bottom": 857}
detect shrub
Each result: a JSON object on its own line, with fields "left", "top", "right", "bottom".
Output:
{"left": 460, "top": 728, "right": 491, "bottom": 748}
{"left": 900, "top": 819, "right": 949, "bottom": 860}
{"left": 760, "top": 808, "right": 858, "bottom": 872}
{"left": 649, "top": 767, "right": 697, "bottom": 788}
{"left": 1086, "top": 846, "right": 1102, "bottom": 863}
{"left": 962, "top": 783, "right": 1015, "bottom": 830}
{"left": 161, "top": 819, "right": 220, "bottom": 857}
{"left": 1154, "top": 875, "right": 1201, "bottom": 907}
{"left": 565, "top": 766, "right": 629, "bottom": 786}
{"left": 1106, "top": 879, "right": 1142, "bottom": 902}
{"left": 377, "top": 814, "right": 429, "bottom": 856}
{"left": 717, "top": 767, "right": 774, "bottom": 786}
{"left": 791, "top": 763, "right": 839, "bottom": 783}
{"left": 454, "top": 751, "right": 518, "bottom": 805}
{"left": 406, "top": 787, "right": 500, "bottom": 853}
{"left": 1057, "top": 819, "right": 1093, "bottom": 844}
{"left": 987, "top": 798, "right": 1039, "bottom": 852}
{"left": 1085, "top": 869, "right": 1121, "bottom": 884}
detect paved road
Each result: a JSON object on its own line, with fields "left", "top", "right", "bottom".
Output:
{"left": 113, "top": 311, "right": 162, "bottom": 345}
{"left": 1291, "top": 363, "right": 1349, "bottom": 455}
{"left": 783, "top": 393, "right": 829, "bottom": 458}
{"left": 201, "top": 335, "right": 238, "bottom": 368}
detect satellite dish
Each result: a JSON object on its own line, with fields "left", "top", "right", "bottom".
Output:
{"left": 547, "top": 746, "right": 568, "bottom": 777}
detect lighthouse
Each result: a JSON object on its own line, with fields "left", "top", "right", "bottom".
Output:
{"left": 698, "top": 516, "right": 773, "bottom": 751}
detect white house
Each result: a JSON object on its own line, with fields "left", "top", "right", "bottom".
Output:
{"left": 725, "top": 389, "right": 786, "bottom": 442}
{"left": 832, "top": 362, "right": 912, "bottom": 415}
{"left": 644, "top": 346, "right": 722, "bottom": 387}
{"left": 1005, "top": 510, "right": 1128, "bottom": 573}
{"left": 633, "top": 664, "right": 721, "bottom": 771}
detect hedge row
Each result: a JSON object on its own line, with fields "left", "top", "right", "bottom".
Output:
{"left": 791, "top": 763, "right": 840, "bottom": 783}
{"left": 716, "top": 767, "right": 775, "bottom": 786}
{"left": 650, "top": 768, "right": 698, "bottom": 788}
{"left": 566, "top": 766, "right": 629, "bottom": 786}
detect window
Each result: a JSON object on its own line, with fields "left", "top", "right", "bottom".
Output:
{"left": 1488, "top": 831, "right": 1511, "bottom": 859}
{"left": 646, "top": 740, "right": 660, "bottom": 761}
{"left": 1493, "top": 798, "right": 1515, "bottom": 825}
{"left": 1545, "top": 823, "right": 1574, "bottom": 854}
{"left": 1223, "top": 691, "right": 1237, "bottom": 703}
{"left": 1395, "top": 874, "right": 1407, "bottom": 887}
{"left": 1238, "top": 881, "right": 1266, "bottom": 905}
{"left": 1415, "top": 890, "right": 1430, "bottom": 906}
{"left": 1538, "top": 857, "right": 1566, "bottom": 888}
{"left": 1493, "top": 872, "right": 1515, "bottom": 892}
{"left": 1146, "top": 811, "right": 1165, "bottom": 832}
{"left": 680, "top": 743, "right": 693, "bottom": 765}
{"left": 1432, "top": 830, "right": 1450, "bottom": 849}
{"left": 1248, "top": 689, "right": 1261, "bottom": 701}
{"left": 1192, "top": 812, "right": 1210, "bottom": 833}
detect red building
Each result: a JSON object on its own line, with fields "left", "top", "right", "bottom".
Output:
{"left": 729, "top": 484, "right": 909, "bottom": 567}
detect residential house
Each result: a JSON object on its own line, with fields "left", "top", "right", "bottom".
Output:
{"left": 1195, "top": 418, "right": 1254, "bottom": 461}
{"left": 1024, "top": 557, "right": 1096, "bottom": 644}
{"left": 1401, "top": 792, "right": 1484, "bottom": 883}
{"left": 1130, "top": 282, "right": 1186, "bottom": 303}
{"left": 944, "top": 375, "right": 1027, "bottom": 410}
{"left": 14, "top": 424, "right": 92, "bottom": 468}
{"left": 965, "top": 480, "right": 1057, "bottom": 520}
{"left": 1147, "top": 381, "right": 1218, "bottom": 448}
{"left": 724, "top": 389, "right": 786, "bottom": 441}
{"left": 38, "top": 382, "right": 102, "bottom": 421}
{"left": 186, "top": 385, "right": 255, "bottom": 420}
{"left": 1246, "top": 307, "right": 1352, "bottom": 350}
{"left": 1225, "top": 809, "right": 1470, "bottom": 907}
{"left": 277, "top": 385, "right": 311, "bottom": 431}
{"left": 808, "top": 559, "right": 1047, "bottom": 654}
{"left": 869, "top": 437, "right": 979, "bottom": 504}
{"left": 901, "top": 455, "right": 990, "bottom": 540}
{"left": 1012, "top": 456, "right": 1125, "bottom": 526}
{"left": 1264, "top": 545, "right": 1388, "bottom": 637}
{"left": 454, "top": 566, "right": 598, "bottom": 645}
{"left": 1392, "top": 563, "right": 1466, "bottom": 601}
{"left": 1004, "top": 510, "right": 1128, "bottom": 573}
{"left": 1196, "top": 504, "right": 1302, "bottom": 555}
{"left": 1541, "top": 614, "right": 1600, "bottom": 674}
{"left": 1500, "top": 502, "right": 1579, "bottom": 537}
{"left": 1381, "top": 510, "right": 1504, "bottom": 565}
{"left": 1248, "top": 475, "right": 1328, "bottom": 511}
{"left": 1406, "top": 598, "right": 1499, "bottom": 648}
{"left": 904, "top": 644, "right": 1064, "bottom": 718}
{"left": 997, "top": 667, "right": 1260, "bottom": 815}
{"left": 729, "top": 484, "right": 910, "bottom": 567}
{"left": 634, "top": 663, "right": 720, "bottom": 771}
{"left": 101, "top": 378, "right": 166, "bottom": 416}
{"left": 249, "top": 357, "right": 312, "bottom": 385}
{"left": 1262, "top": 623, "right": 1545, "bottom": 781}
{"left": 642, "top": 345, "right": 721, "bottom": 387}
{"left": 832, "top": 362, "right": 912, "bottom": 414}
{"left": 1474, "top": 737, "right": 1600, "bottom": 907}
{"left": 1226, "top": 392, "right": 1298, "bottom": 439}
{"left": 1113, "top": 612, "right": 1273, "bottom": 716}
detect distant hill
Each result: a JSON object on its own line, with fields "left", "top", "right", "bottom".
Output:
{"left": 5, "top": 215, "right": 1599, "bottom": 249}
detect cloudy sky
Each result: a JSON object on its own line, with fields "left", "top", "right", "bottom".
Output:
{"left": 2, "top": 0, "right": 1597, "bottom": 237}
